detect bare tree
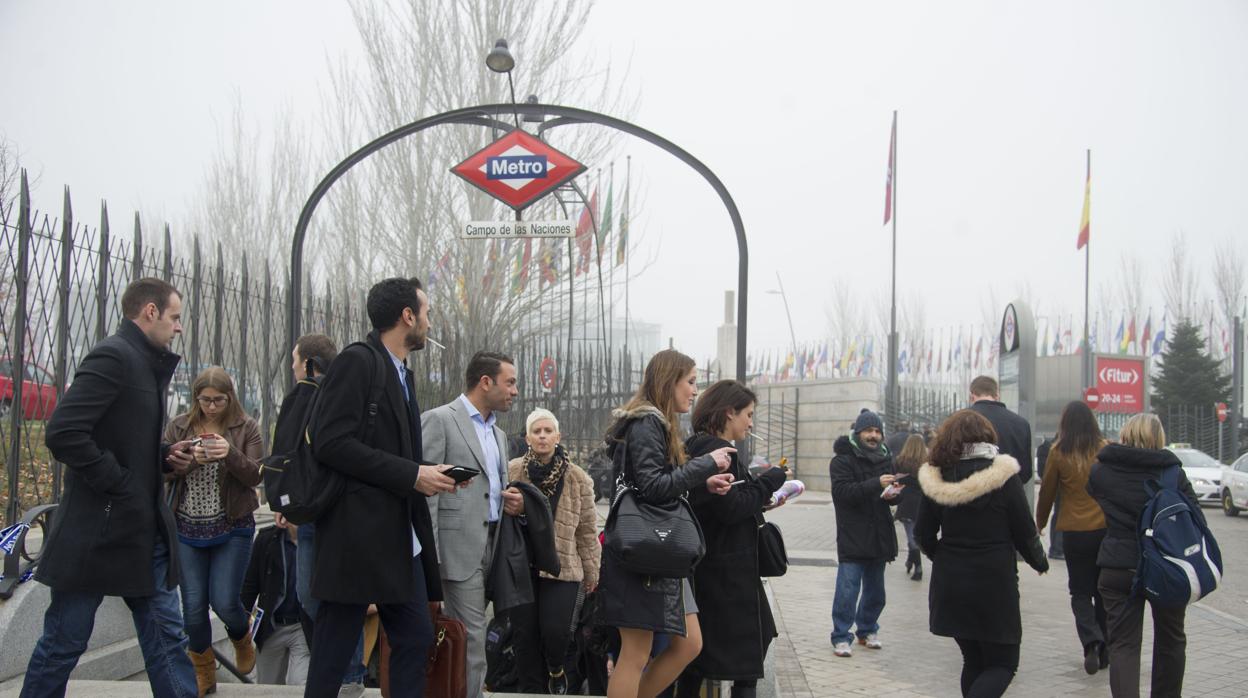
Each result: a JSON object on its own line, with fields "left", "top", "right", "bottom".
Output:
{"left": 1212, "top": 237, "right": 1246, "bottom": 326}
{"left": 1162, "top": 231, "right": 1202, "bottom": 323}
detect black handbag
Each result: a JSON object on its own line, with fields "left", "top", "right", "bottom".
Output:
{"left": 603, "top": 426, "right": 706, "bottom": 578}
{"left": 757, "top": 521, "right": 788, "bottom": 577}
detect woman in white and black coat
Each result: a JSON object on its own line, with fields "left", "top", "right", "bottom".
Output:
{"left": 599, "top": 350, "right": 736, "bottom": 698}
{"left": 675, "top": 380, "right": 788, "bottom": 698}
{"left": 916, "top": 409, "right": 1049, "bottom": 698}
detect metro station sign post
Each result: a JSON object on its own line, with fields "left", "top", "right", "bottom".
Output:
{"left": 450, "top": 129, "right": 586, "bottom": 211}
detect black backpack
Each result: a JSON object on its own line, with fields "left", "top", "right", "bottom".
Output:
{"left": 261, "top": 342, "right": 387, "bottom": 525}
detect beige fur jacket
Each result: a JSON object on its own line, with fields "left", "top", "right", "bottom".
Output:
{"left": 508, "top": 455, "right": 601, "bottom": 589}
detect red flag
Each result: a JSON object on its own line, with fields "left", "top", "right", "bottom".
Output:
{"left": 574, "top": 189, "right": 599, "bottom": 276}
{"left": 883, "top": 112, "right": 896, "bottom": 225}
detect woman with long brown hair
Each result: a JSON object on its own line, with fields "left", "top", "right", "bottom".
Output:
{"left": 676, "top": 379, "right": 788, "bottom": 698}
{"left": 893, "top": 434, "right": 928, "bottom": 582}
{"left": 1035, "top": 400, "right": 1109, "bottom": 674}
{"left": 916, "top": 409, "right": 1048, "bottom": 698}
{"left": 599, "top": 350, "right": 735, "bottom": 698}
{"left": 164, "top": 367, "right": 263, "bottom": 695}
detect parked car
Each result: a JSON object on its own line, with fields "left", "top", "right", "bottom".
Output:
{"left": 1219, "top": 452, "right": 1248, "bottom": 516}
{"left": 0, "top": 357, "right": 58, "bottom": 421}
{"left": 1168, "top": 445, "right": 1222, "bottom": 506}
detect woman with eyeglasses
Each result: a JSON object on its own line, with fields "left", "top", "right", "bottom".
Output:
{"left": 165, "top": 366, "right": 263, "bottom": 695}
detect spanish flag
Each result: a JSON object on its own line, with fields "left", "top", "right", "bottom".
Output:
{"left": 1076, "top": 158, "right": 1090, "bottom": 250}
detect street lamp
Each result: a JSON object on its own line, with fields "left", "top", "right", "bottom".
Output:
{"left": 485, "top": 38, "right": 520, "bottom": 128}
{"left": 767, "top": 271, "right": 798, "bottom": 361}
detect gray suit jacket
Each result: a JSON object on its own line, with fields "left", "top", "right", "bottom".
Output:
{"left": 422, "top": 397, "right": 510, "bottom": 582}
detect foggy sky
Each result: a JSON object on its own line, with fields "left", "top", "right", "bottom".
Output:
{"left": 3, "top": 0, "right": 1246, "bottom": 363}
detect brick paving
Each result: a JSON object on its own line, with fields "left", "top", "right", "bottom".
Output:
{"left": 764, "top": 493, "right": 1248, "bottom": 697}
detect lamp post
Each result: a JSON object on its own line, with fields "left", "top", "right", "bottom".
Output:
{"left": 486, "top": 39, "right": 520, "bottom": 128}
{"left": 767, "top": 271, "right": 798, "bottom": 361}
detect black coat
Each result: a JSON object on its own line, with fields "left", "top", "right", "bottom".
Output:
{"left": 1087, "top": 443, "right": 1202, "bottom": 570}
{"left": 598, "top": 405, "right": 719, "bottom": 636}
{"left": 829, "top": 436, "right": 898, "bottom": 563}
{"left": 310, "top": 333, "right": 442, "bottom": 604}
{"left": 38, "top": 319, "right": 181, "bottom": 596}
{"left": 915, "top": 455, "right": 1048, "bottom": 644}
{"left": 969, "top": 401, "right": 1033, "bottom": 483}
{"left": 487, "top": 480, "right": 559, "bottom": 612}
{"left": 684, "top": 433, "right": 786, "bottom": 680}
{"left": 240, "top": 526, "right": 299, "bottom": 651}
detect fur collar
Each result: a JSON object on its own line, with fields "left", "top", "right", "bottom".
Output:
{"left": 918, "top": 455, "right": 1020, "bottom": 506}
{"left": 610, "top": 403, "right": 668, "bottom": 426}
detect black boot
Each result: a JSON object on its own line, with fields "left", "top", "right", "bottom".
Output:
{"left": 910, "top": 555, "right": 923, "bottom": 581}
{"left": 732, "top": 684, "right": 757, "bottom": 698}
{"left": 904, "top": 549, "right": 917, "bottom": 575}
{"left": 1083, "top": 642, "right": 1103, "bottom": 675}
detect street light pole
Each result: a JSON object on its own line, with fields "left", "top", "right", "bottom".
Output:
{"left": 768, "top": 272, "right": 798, "bottom": 360}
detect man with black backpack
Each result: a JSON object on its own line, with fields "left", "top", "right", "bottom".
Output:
{"left": 302, "top": 277, "right": 460, "bottom": 698}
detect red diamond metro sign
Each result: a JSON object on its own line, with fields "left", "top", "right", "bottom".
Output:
{"left": 450, "top": 129, "right": 586, "bottom": 211}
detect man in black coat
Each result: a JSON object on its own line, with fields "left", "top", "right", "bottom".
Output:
{"left": 23, "top": 278, "right": 198, "bottom": 697}
{"left": 968, "top": 376, "right": 1033, "bottom": 484}
{"left": 829, "top": 409, "right": 901, "bottom": 657}
{"left": 303, "top": 277, "right": 461, "bottom": 698}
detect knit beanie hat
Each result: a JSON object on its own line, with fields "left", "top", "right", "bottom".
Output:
{"left": 852, "top": 408, "right": 885, "bottom": 436}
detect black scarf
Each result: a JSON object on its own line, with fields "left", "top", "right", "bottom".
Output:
{"left": 525, "top": 444, "right": 570, "bottom": 499}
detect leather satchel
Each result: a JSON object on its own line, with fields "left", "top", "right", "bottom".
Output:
{"left": 757, "top": 520, "right": 789, "bottom": 577}
{"left": 603, "top": 428, "right": 706, "bottom": 578}
{"left": 379, "top": 604, "right": 467, "bottom": 698}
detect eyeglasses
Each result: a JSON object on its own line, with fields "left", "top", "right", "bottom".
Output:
{"left": 197, "top": 396, "right": 229, "bottom": 407}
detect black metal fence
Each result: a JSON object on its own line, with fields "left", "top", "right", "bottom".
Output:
{"left": 0, "top": 178, "right": 646, "bottom": 525}
{"left": 1160, "top": 404, "right": 1246, "bottom": 464}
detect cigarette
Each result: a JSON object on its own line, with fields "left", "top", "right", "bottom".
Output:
{"left": 427, "top": 337, "right": 446, "bottom": 350}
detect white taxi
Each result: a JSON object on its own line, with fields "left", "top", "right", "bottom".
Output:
{"left": 1167, "top": 445, "right": 1222, "bottom": 506}
{"left": 1220, "top": 451, "right": 1248, "bottom": 516}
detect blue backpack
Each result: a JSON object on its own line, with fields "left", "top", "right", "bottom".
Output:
{"left": 1133, "top": 465, "right": 1223, "bottom": 607}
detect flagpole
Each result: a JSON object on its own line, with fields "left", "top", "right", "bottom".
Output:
{"left": 887, "top": 110, "right": 900, "bottom": 418}
{"left": 624, "top": 156, "right": 631, "bottom": 357}
{"left": 1082, "top": 149, "right": 1092, "bottom": 389}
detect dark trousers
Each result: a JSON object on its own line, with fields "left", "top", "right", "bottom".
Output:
{"left": 1098, "top": 567, "right": 1187, "bottom": 698}
{"left": 953, "top": 638, "right": 1018, "bottom": 698}
{"left": 1062, "top": 529, "right": 1107, "bottom": 650}
{"left": 304, "top": 555, "right": 433, "bottom": 698}
{"left": 674, "top": 672, "right": 756, "bottom": 696}
{"left": 511, "top": 577, "right": 583, "bottom": 692}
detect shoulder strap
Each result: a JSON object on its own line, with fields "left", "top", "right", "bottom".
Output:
{"left": 343, "top": 341, "right": 389, "bottom": 445}
{"left": 1161, "top": 464, "right": 1181, "bottom": 490}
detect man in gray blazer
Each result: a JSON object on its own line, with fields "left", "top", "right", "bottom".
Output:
{"left": 422, "top": 351, "right": 522, "bottom": 698}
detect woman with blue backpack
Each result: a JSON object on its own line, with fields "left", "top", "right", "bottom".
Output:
{"left": 1088, "top": 413, "right": 1214, "bottom": 698}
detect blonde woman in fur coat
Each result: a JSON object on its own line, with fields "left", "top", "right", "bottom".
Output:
{"left": 505, "top": 408, "right": 600, "bottom": 694}
{"left": 916, "top": 410, "right": 1049, "bottom": 698}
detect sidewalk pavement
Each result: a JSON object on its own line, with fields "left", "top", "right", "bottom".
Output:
{"left": 764, "top": 493, "right": 1248, "bottom": 697}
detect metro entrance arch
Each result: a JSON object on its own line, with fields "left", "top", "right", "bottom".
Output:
{"left": 286, "top": 102, "right": 749, "bottom": 386}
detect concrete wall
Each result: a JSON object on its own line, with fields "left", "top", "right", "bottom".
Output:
{"left": 754, "top": 377, "right": 882, "bottom": 493}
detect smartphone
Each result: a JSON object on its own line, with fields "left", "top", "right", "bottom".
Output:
{"left": 445, "top": 465, "right": 480, "bottom": 483}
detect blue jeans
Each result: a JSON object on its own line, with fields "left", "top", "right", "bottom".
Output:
{"left": 178, "top": 534, "right": 253, "bottom": 652}
{"left": 830, "top": 560, "right": 887, "bottom": 645}
{"left": 295, "top": 522, "right": 366, "bottom": 684}
{"left": 21, "top": 539, "right": 197, "bottom": 698}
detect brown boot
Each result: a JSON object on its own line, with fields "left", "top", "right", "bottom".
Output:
{"left": 231, "top": 636, "right": 256, "bottom": 675}
{"left": 188, "top": 649, "right": 217, "bottom": 696}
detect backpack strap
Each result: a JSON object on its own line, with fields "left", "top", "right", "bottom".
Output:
{"left": 343, "top": 341, "right": 390, "bottom": 445}
{"left": 1160, "top": 464, "right": 1181, "bottom": 490}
